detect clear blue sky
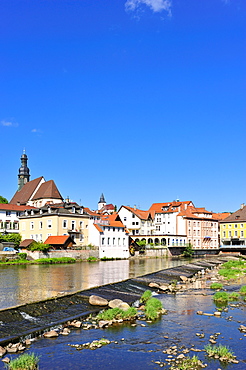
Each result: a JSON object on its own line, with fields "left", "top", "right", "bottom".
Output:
{"left": 0, "top": 0, "right": 245, "bottom": 213}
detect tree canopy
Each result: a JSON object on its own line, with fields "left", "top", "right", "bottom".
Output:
{"left": 0, "top": 196, "right": 8, "bottom": 204}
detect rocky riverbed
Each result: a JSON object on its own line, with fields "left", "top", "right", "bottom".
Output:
{"left": 1, "top": 257, "right": 246, "bottom": 369}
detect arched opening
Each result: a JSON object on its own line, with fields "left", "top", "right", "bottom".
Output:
{"left": 161, "top": 238, "right": 166, "bottom": 246}
{"left": 154, "top": 238, "right": 160, "bottom": 245}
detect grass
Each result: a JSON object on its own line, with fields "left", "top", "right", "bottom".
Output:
{"left": 213, "top": 292, "right": 229, "bottom": 302}
{"left": 96, "top": 307, "right": 137, "bottom": 321}
{"left": 87, "top": 256, "right": 98, "bottom": 262}
{"left": 144, "top": 297, "right": 163, "bottom": 320}
{"left": 0, "top": 257, "right": 76, "bottom": 265}
{"left": 204, "top": 344, "right": 234, "bottom": 361}
{"left": 170, "top": 355, "right": 204, "bottom": 370}
{"left": 228, "top": 292, "right": 240, "bottom": 301}
{"left": 218, "top": 259, "right": 246, "bottom": 280}
{"left": 210, "top": 283, "right": 223, "bottom": 290}
{"left": 140, "top": 290, "right": 152, "bottom": 304}
{"left": 5, "top": 352, "right": 39, "bottom": 370}
{"left": 240, "top": 285, "right": 246, "bottom": 295}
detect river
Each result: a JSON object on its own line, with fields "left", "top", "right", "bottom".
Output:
{"left": 0, "top": 257, "right": 188, "bottom": 309}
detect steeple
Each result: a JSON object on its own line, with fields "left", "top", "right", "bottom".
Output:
{"left": 98, "top": 193, "right": 106, "bottom": 210}
{"left": 18, "top": 150, "right": 30, "bottom": 190}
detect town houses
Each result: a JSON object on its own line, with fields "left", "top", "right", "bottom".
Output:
{"left": 1, "top": 152, "right": 244, "bottom": 258}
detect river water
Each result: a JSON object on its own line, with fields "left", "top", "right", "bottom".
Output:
{"left": 1, "top": 258, "right": 246, "bottom": 369}
{"left": 0, "top": 257, "right": 188, "bottom": 309}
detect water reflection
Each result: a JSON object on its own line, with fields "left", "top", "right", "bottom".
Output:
{"left": 0, "top": 258, "right": 186, "bottom": 309}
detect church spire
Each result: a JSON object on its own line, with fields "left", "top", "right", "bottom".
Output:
{"left": 18, "top": 150, "right": 30, "bottom": 190}
{"left": 98, "top": 193, "right": 106, "bottom": 210}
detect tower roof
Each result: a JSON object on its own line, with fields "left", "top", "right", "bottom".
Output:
{"left": 98, "top": 193, "right": 106, "bottom": 204}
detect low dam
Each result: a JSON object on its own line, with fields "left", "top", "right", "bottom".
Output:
{"left": 0, "top": 258, "right": 227, "bottom": 346}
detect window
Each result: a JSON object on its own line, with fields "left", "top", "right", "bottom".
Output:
{"left": 197, "top": 222, "right": 200, "bottom": 227}
{"left": 71, "top": 221, "right": 75, "bottom": 230}
{"left": 102, "top": 237, "right": 105, "bottom": 245}
{"left": 241, "top": 231, "right": 244, "bottom": 237}
{"left": 229, "top": 224, "right": 231, "bottom": 228}
{"left": 198, "top": 230, "right": 200, "bottom": 236}
{"left": 63, "top": 220, "right": 67, "bottom": 228}
{"left": 118, "top": 238, "right": 120, "bottom": 245}
{"left": 193, "top": 222, "right": 196, "bottom": 226}
{"left": 223, "top": 231, "right": 226, "bottom": 237}
{"left": 39, "top": 221, "right": 43, "bottom": 229}
{"left": 107, "top": 237, "right": 110, "bottom": 245}
{"left": 124, "top": 217, "right": 127, "bottom": 222}
{"left": 39, "top": 234, "right": 42, "bottom": 242}
{"left": 132, "top": 222, "right": 135, "bottom": 225}
{"left": 229, "top": 231, "right": 231, "bottom": 237}
{"left": 123, "top": 238, "right": 125, "bottom": 245}
{"left": 113, "top": 238, "right": 115, "bottom": 245}
{"left": 79, "top": 234, "right": 84, "bottom": 242}
{"left": 235, "top": 224, "right": 237, "bottom": 228}
{"left": 241, "top": 224, "right": 243, "bottom": 228}
{"left": 30, "top": 222, "right": 34, "bottom": 230}
{"left": 113, "top": 227, "right": 115, "bottom": 232}
{"left": 156, "top": 226, "right": 160, "bottom": 231}
{"left": 136, "top": 222, "right": 139, "bottom": 225}
{"left": 79, "top": 221, "right": 84, "bottom": 229}
{"left": 132, "top": 214, "right": 135, "bottom": 218}
{"left": 157, "top": 218, "right": 161, "bottom": 223}
{"left": 47, "top": 219, "right": 52, "bottom": 228}
{"left": 14, "top": 223, "right": 19, "bottom": 230}
{"left": 235, "top": 231, "right": 237, "bottom": 237}
{"left": 6, "top": 211, "right": 11, "bottom": 216}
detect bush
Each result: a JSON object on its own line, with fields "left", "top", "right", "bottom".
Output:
{"left": 28, "top": 242, "right": 51, "bottom": 252}
{"left": 140, "top": 290, "right": 152, "bottom": 304}
{"left": 240, "top": 285, "right": 246, "bottom": 295}
{"left": 96, "top": 307, "right": 137, "bottom": 321}
{"left": 218, "top": 268, "right": 243, "bottom": 280}
{"left": 87, "top": 256, "right": 98, "bottom": 262}
{"left": 204, "top": 344, "right": 234, "bottom": 361}
{"left": 35, "top": 257, "right": 76, "bottom": 264}
{"left": 213, "top": 292, "right": 229, "bottom": 302}
{"left": 210, "top": 283, "right": 223, "bottom": 290}
{"left": 0, "top": 233, "right": 21, "bottom": 247}
{"left": 17, "top": 252, "right": 27, "bottom": 260}
{"left": 183, "top": 243, "right": 193, "bottom": 257}
{"left": 144, "top": 297, "right": 163, "bottom": 320}
{"left": 6, "top": 352, "right": 39, "bottom": 370}
{"left": 228, "top": 292, "right": 240, "bottom": 301}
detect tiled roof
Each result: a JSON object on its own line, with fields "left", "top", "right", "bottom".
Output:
{"left": 94, "top": 224, "right": 104, "bottom": 233}
{"left": 212, "top": 212, "right": 231, "bottom": 221}
{"left": 149, "top": 201, "right": 193, "bottom": 214}
{"left": 10, "top": 177, "right": 44, "bottom": 205}
{"left": 178, "top": 205, "right": 217, "bottom": 220}
{"left": 0, "top": 204, "right": 35, "bottom": 211}
{"left": 19, "top": 239, "right": 35, "bottom": 247}
{"left": 44, "top": 235, "right": 74, "bottom": 245}
{"left": 121, "top": 206, "right": 152, "bottom": 220}
{"left": 221, "top": 205, "right": 246, "bottom": 223}
{"left": 32, "top": 180, "right": 63, "bottom": 201}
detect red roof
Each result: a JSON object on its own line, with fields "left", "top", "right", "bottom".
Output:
{"left": 0, "top": 204, "right": 35, "bottom": 211}
{"left": 44, "top": 235, "right": 74, "bottom": 245}
{"left": 32, "top": 180, "right": 63, "bottom": 201}
{"left": 19, "top": 239, "right": 35, "bottom": 247}
{"left": 10, "top": 177, "right": 44, "bottom": 205}
{"left": 121, "top": 205, "right": 152, "bottom": 220}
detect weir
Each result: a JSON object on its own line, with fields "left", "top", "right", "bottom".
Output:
{"left": 0, "top": 258, "right": 227, "bottom": 346}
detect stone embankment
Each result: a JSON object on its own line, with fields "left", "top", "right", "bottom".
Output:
{"left": 0, "top": 257, "right": 232, "bottom": 350}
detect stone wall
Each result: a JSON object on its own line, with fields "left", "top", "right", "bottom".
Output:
{"left": 27, "top": 249, "right": 99, "bottom": 260}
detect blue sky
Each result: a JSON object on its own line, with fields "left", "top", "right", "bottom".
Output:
{"left": 0, "top": 0, "right": 245, "bottom": 212}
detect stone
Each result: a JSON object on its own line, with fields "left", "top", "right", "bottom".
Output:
{"left": 108, "top": 299, "right": 124, "bottom": 308}
{"left": 118, "top": 302, "right": 130, "bottom": 311}
{"left": 159, "top": 284, "right": 169, "bottom": 291}
{"left": 98, "top": 320, "right": 110, "bottom": 328}
{"left": 0, "top": 346, "right": 6, "bottom": 357}
{"left": 214, "top": 312, "right": 221, "bottom": 317}
{"left": 180, "top": 275, "right": 188, "bottom": 282}
{"left": 73, "top": 321, "right": 82, "bottom": 328}
{"left": 149, "top": 282, "right": 159, "bottom": 288}
{"left": 61, "top": 328, "right": 70, "bottom": 335}
{"left": 89, "top": 295, "right": 108, "bottom": 306}
{"left": 43, "top": 330, "right": 59, "bottom": 338}
{"left": 197, "top": 311, "right": 203, "bottom": 315}
{"left": 1, "top": 357, "right": 10, "bottom": 364}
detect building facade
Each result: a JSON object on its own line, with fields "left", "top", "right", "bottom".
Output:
{"left": 220, "top": 204, "right": 246, "bottom": 247}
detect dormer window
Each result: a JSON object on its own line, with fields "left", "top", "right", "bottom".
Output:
{"left": 80, "top": 208, "right": 83, "bottom": 214}
{"left": 48, "top": 207, "right": 51, "bottom": 214}
{"left": 39, "top": 209, "right": 43, "bottom": 215}
{"left": 72, "top": 206, "right": 76, "bottom": 213}
{"left": 31, "top": 210, "right": 34, "bottom": 215}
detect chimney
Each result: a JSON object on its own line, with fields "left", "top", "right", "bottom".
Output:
{"left": 241, "top": 203, "right": 245, "bottom": 209}
{"left": 134, "top": 205, "right": 136, "bottom": 210}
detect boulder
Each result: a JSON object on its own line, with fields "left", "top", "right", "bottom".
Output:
{"left": 1, "top": 357, "right": 10, "bottom": 364}
{"left": 109, "top": 299, "right": 124, "bottom": 309}
{"left": 149, "top": 282, "right": 160, "bottom": 288}
{"left": 61, "top": 328, "right": 71, "bottom": 335}
{"left": 43, "top": 330, "right": 59, "bottom": 338}
{"left": 159, "top": 284, "right": 169, "bottom": 291}
{"left": 89, "top": 295, "right": 108, "bottom": 306}
{"left": 118, "top": 302, "right": 130, "bottom": 311}
{"left": 180, "top": 276, "right": 188, "bottom": 282}
{"left": 0, "top": 346, "right": 6, "bottom": 357}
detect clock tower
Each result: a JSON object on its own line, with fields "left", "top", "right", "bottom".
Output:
{"left": 18, "top": 150, "right": 30, "bottom": 190}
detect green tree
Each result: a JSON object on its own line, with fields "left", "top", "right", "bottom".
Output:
{"left": 183, "top": 243, "right": 193, "bottom": 257}
{"left": 28, "top": 241, "right": 51, "bottom": 252}
{"left": 0, "top": 233, "right": 21, "bottom": 247}
{"left": 0, "top": 196, "right": 8, "bottom": 204}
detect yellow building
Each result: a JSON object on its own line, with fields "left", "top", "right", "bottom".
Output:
{"left": 220, "top": 204, "right": 246, "bottom": 246}
{"left": 19, "top": 202, "right": 90, "bottom": 246}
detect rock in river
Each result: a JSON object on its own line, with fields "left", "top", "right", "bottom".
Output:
{"left": 89, "top": 295, "right": 108, "bottom": 306}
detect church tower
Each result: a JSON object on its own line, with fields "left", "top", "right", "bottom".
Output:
{"left": 18, "top": 150, "right": 30, "bottom": 190}
{"left": 98, "top": 193, "right": 106, "bottom": 211}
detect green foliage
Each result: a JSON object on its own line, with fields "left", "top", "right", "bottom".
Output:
{"left": 87, "top": 256, "right": 98, "bottom": 262}
{"left": 35, "top": 257, "right": 76, "bottom": 264}
{"left": 240, "top": 285, "right": 246, "bottom": 295}
{"left": 5, "top": 352, "right": 39, "bottom": 370}
{"left": 17, "top": 252, "right": 27, "bottom": 260}
{"left": 100, "top": 256, "right": 114, "bottom": 261}
{"left": 228, "top": 292, "right": 240, "bottom": 301}
{"left": 213, "top": 292, "right": 229, "bottom": 302}
{"left": 140, "top": 290, "right": 152, "bottom": 304}
{"left": 0, "top": 233, "right": 21, "bottom": 247}
{"left": 210, "top": 283, "right": 223, "bottom": 290}
{"left": 183, "top": 243, "right": 193, "bottom": 257}
{"left": 170, "top": 355, "right": 203, "bottom": 370}
{"left": 28, "top": 242, "right": 51, "bottom": 252}
{"left": 144, "top": 297, "right": 163, "bottom": 320}
{"left": 0, "top": 196, "right": 8, "bottom": 204}
{"left": 218, "top": 268, "right": 243, "bottom": 280}
{"left": 222, "top": 259, "right": 246, "bottom": 269}
{"left": 204, "top": 344, "right": 234, "bottom": 360}
{"left": 96, "top": 307, "right": 137, "bottom": 321}
{"left": 137, "top": 240, "right": 146, "bottom": 248}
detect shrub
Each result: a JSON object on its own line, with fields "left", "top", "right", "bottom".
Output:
{"left": 17, "top": 252, "right": 27, "bottom": 260}
{"left": 6, "top": 352, "right": 39, "bottom": 370}
{"left": 35, "top": 257, "right": 76, "bottom": 264}
{"left": 204, "top": 344, "right": 234, "bottom": 361}
{"left": 0, "top": 233, "right": 21, "bottom": 247}
{"left": 228, "top": 292, "right": 240, "bottom": 301}
{"left": 210, "top": 283, "right": 223, "bottom": 290}
{"left": 96, "top": 307, "right": 137, "bottom": 321}
{"left": 87, "top": 256, "right": 98, "bottom": 262}
{"left": 170, "top": 355, "right": 204, "bottom": 370}
{"left": 183, "top": 243, "right": 193, "bottom": 257}
{"left": 240, "top": 285, "right": 246, "bottom": 295}
{"left": 28, "top": 242, "right": 51, "bottom": 252}
{"left": 140, "top": 290, "right": 152, "bottom": 304}
{"left": 213, "top": 292, "right": 229, "bottom": 302}
{"left": 144, "top": 297, "right": 163, "bottom": 320}
{"left": 218, "top": 268, "right": 243, "bottom": 280}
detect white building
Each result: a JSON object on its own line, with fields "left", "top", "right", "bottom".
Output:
{"left": 88, "top": 212, "right": 129, "bottom": 259}
{"left": 118, "top": 205, "right": 154, "bottom": 236}
{"left": 0, "top": 204, "right": 35, "bottom": 234}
